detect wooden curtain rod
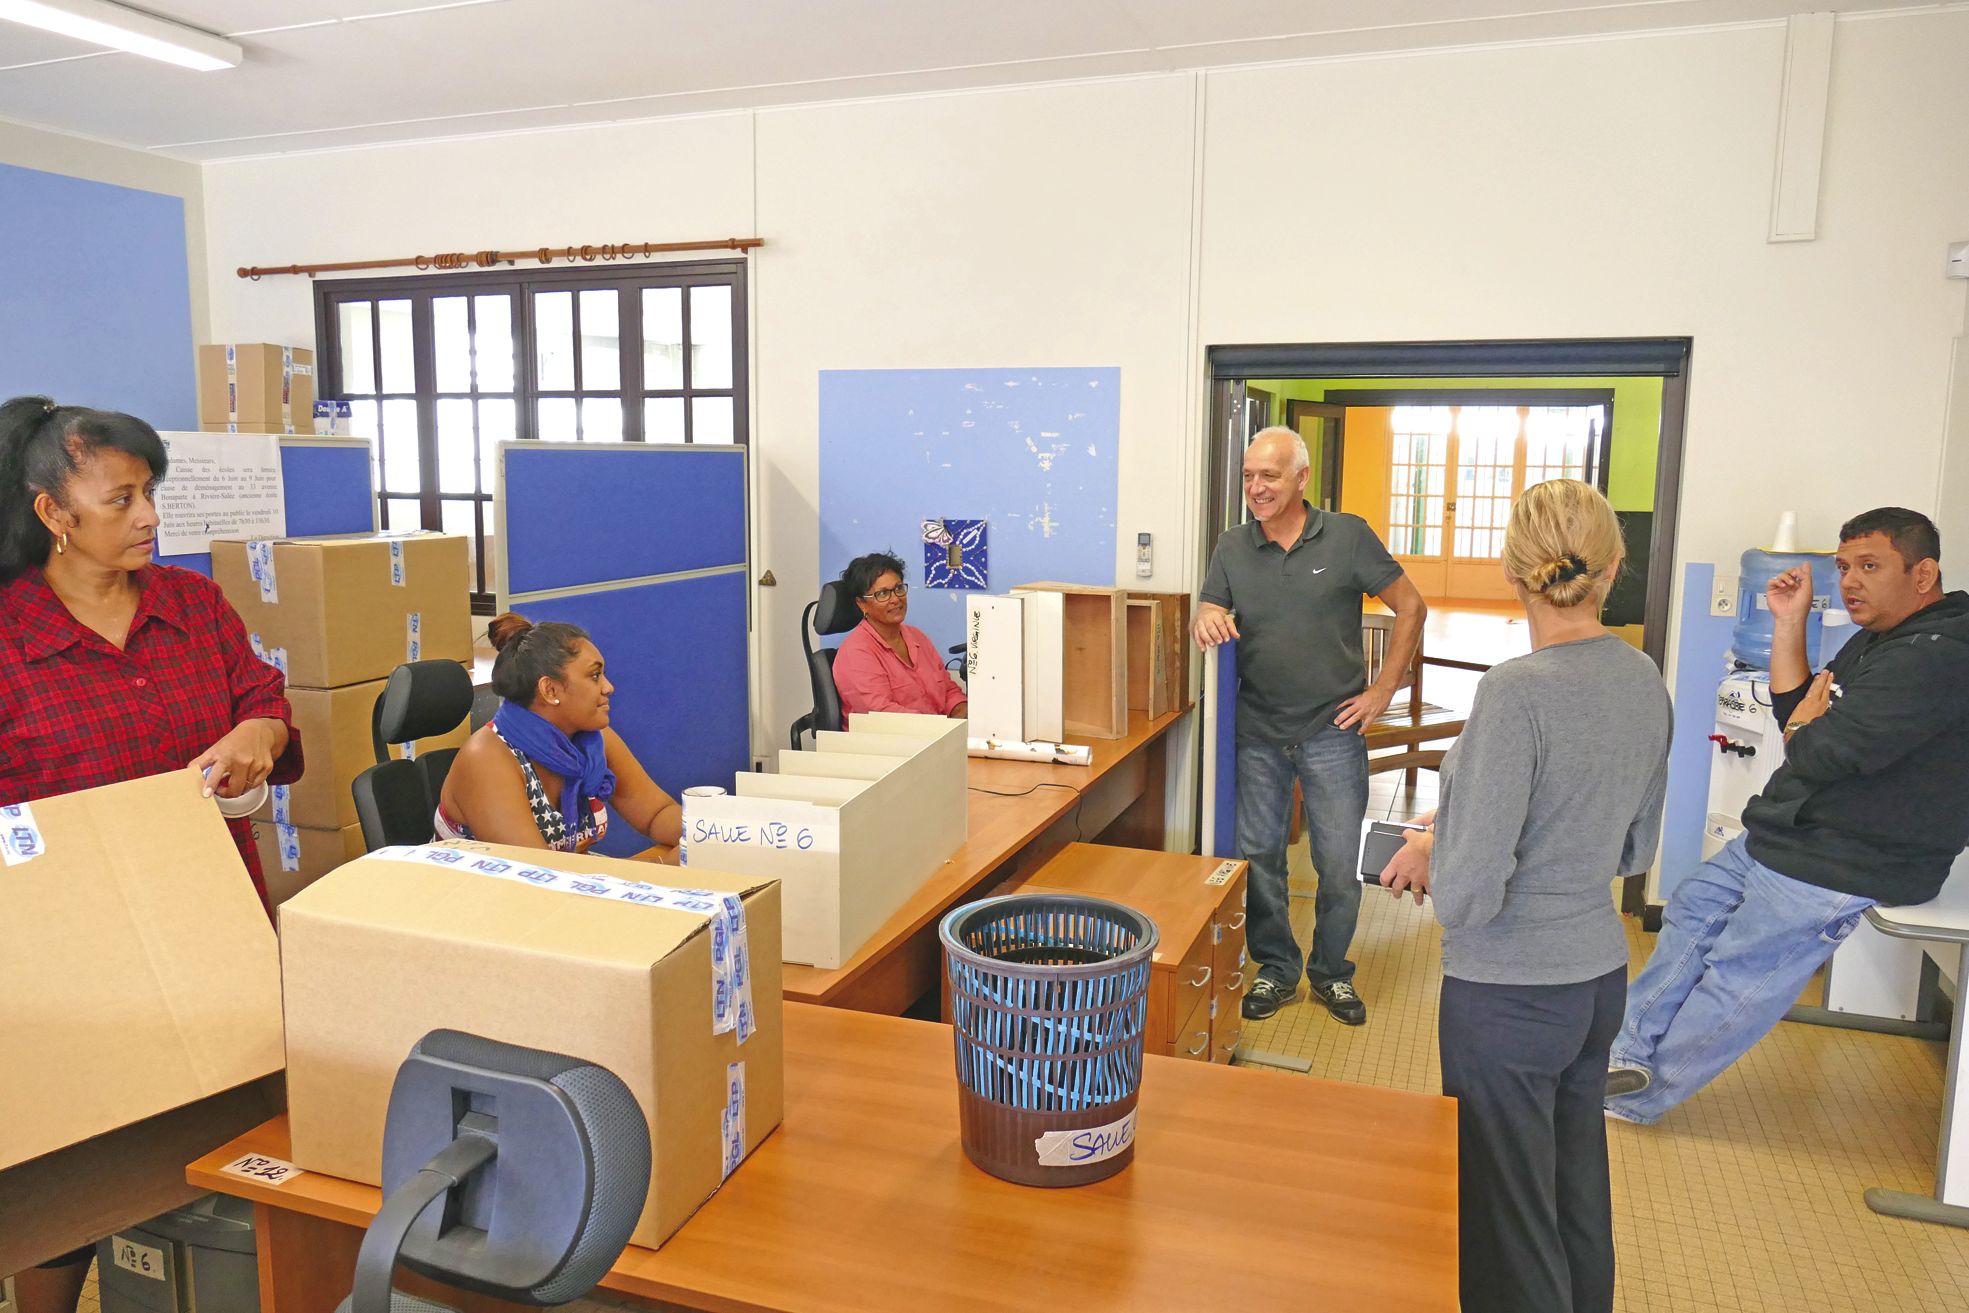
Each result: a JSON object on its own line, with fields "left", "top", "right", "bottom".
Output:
{"left": 237, "top": 236, "right": 765, "bottom": 279}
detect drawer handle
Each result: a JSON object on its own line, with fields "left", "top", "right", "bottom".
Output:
{"left": 1218, "top": 1029, "right": 1243, "bottom": 1054}
{"left": 1227, "top": 911, "right": 1247, "bottom": 930}
{"left": 1222, "top": 970, "right": 1243, "bottom": 992}
{"left": 1185, "top": 1031, "right": 1210, "bottom": 1056}
{"left": 1187, "top": 965, "right": 1212, "bottom": 988}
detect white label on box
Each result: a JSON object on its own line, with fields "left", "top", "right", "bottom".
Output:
{"left": 1033, "top": 1109, "right": 1136, "bottom": 1168}
{"left": 270, "top": 784, "right": 290, "bottom": 826}
{"left": 247, "top": 538, "right": 279, "bottom": 602}
{"left": 720, "top": 1060, "right": 747, "bottom": 1181}
{"left": 110, "top": 1235, "right": 166, "bottom": 1280}
{"left": 406, "top": 611, "right": 422, "bottom": 661}
{"left": 683, "top": 806, "right": 841, "bottom": 856}
{"left": 1206, "top": 860, "right": 1239, "bottom": 887}
{"left": 390, "top": 540, "right": 406, "bottom": 586}
{"left": 220, "top": 1152, "right": 305, "bottom": 1186}
{"left": 276, "top": 822, "right": 301, "bottom": 872}
{"left": 371, "top": 844, "right": 755, "bottom": 1042}
{"left": 1, "top": 802, "right": 44, "bottom": 866}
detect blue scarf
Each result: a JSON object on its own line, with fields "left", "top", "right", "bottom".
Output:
{"left": 492, "top": 700, "right": 616, "bottom": 834}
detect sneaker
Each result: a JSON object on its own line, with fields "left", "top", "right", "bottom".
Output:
{"left": 1310, "top": 979, "right": 1367, "bottom": 1026}
{"left": 1241, "top": 977, "right": 1294, "bottom": 1021}
{"left": 1604, "top": 1066, "right": 1651, "bottom": 1098}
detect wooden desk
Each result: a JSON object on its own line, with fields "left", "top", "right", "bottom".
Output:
{"left": 781, "top": 708, "right": 1185, "bottom": 1014}
{"left": 190, "top": 1004, "right": 1458, "bottom": 1312}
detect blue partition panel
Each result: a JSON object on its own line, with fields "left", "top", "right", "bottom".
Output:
{"left": 522, "top": 573, "right": 749, "bottom": 858}
{"left": 1205, "top": 642, "right": 1240, "bottom": 859}
{"left": 156, "top": 438, "right": 375, "bottom": 577}
{"left": 502, "top": 444, "right": 747, "bottom": 596}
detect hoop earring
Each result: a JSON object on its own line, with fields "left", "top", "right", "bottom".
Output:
{"left": 55, "top": 532, "right": 68, "bottom": 556}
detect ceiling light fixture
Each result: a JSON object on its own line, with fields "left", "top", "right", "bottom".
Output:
{"left": 0, "top": 0, "right": 241, "bottom": 71}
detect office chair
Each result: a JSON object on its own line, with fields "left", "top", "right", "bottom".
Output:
{"left": 788, "top": 581, "right": 863, "bottom": 748}
{"left": 351, "top": 660, "right": 475, "bottom": 850}
{"left": 337, "top": 1029, "right": 651, "bottom": 1313}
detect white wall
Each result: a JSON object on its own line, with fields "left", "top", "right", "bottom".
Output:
{"left": 1, "top": 118, "right": 209, "bottom": 341}
{"left": 193, "top": 9, "right": 1969, "bottom": 754}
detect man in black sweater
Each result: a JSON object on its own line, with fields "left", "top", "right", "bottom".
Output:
{"left": 1606, "top": 507, "right": 1969, "bottom": 1123}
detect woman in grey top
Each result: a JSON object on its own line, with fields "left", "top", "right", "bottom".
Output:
{"left": 1381, "top": 478, "right": 1671, "bottom": 1313}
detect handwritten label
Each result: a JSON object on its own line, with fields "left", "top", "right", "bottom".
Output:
{"left": 1033, "top": 1110, "right": 1136, "bottom": 1167}
{"left": 153, "top": 433, "right": 287, "bottom": 556}
{"left": 221, "top": 1152, "right": 305, "bottom": 1186}
{"left": 686, "top": 816, "right": 825, "bottom": 852}
{"left": 1, "top": 802, "right": 44, "bottom": 866}
{"left": 110, "top": 1235, "right": 166, "bottom": 1280}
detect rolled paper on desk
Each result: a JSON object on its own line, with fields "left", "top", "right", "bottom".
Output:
{"left": 966, "top": 737, "right": 1093, "bottom": 767}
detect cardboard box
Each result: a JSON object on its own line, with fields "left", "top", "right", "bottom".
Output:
{"left": 196, "top": 344, "right": 315, "bottom": 429}
{"left": 0, "top": 770, "right": 285, "bottom": 1270}
{"left": 1014, "top": 582, "right": 1128, "bottom": 738}
{"left": 253, "top": 673, "right": 470, "bottom": 830}
{"left": 963, "top": 595, "right": 1025, "bottom": 741}
{"left": 212, "top": 532, "right": 473, "bottom": 688}
{"left": 280, "top": 842, "right": 783, "bottom": 1252}
{"left": 252, "top": 820, "right": 367, "bottom": 905}
{"left": 685, "top": 714, "right": 968, "bottom": 969}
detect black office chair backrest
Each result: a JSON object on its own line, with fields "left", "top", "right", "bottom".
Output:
{"left": 353, "top": 661, "right": 477, "bottom": 852}
{"left": 790, "top": 582, "right": 864, "bottom": 747}
{"left": 337, "top": 1029, "right": 651, "bottom": 1313}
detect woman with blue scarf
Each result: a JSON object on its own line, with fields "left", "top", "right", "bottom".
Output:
{"left": 436, "top": 613, "right": 682, "bottom": 860}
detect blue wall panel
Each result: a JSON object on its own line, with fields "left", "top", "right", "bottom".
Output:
{"left": 1208, "top": 642, "right": 1240, "bottom": 859}
{"left": 522, "top": 572, "right": 749, "bottom": 858}
{"left": 818, "top": 368, "right": 1121, "bottom": 660}
{"left": 155, "top": 440, "right": 373, "bottom": 577}
{"left": 0, "top": 163, "right": 195, "bottom": 428}
{"left": 502, "top": 444, "right": 746, "bottom": 596}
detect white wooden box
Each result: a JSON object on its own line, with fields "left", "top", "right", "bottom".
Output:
{"left": 682, "top": 714, "right": 968, "bottom": 969}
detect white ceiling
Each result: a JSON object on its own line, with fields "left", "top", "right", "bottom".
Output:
{"left": 0, "top": 0, "right": 1933, "bottom": 160}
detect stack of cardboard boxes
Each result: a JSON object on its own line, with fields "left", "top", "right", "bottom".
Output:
{"left": 195, "top": 343, "right": 316, "bottom": 434}
{"left": 211, "top": 532, "right": 475, "bottom": 902}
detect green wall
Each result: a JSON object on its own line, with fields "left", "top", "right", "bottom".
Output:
{"left": 1250, "top": 375, "right": 1662, "bottom": 512}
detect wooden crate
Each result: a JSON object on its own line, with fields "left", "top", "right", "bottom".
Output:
{"left": 1125, "top": 598, "right": 1169, "bottom": 719}
{"left": 1014, "top": 582, "right": 1127, "bottom": 738}
{"left": 1128, "top": 589, "right": 1192, "bottom": 712}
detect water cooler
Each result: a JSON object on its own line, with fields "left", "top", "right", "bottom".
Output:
{"left": 1703, "top": 525, "right": 1937, "bottom": 1027}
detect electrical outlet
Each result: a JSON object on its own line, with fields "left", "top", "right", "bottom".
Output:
{"left": 1711, "top": 573, "right": 1739, "bottom": 618}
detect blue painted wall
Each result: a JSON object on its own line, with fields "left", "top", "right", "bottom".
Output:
{"left": 818, "top": 367, "right": 1121, "bottom": 658}
{"left": 0, "top": 163, "right": 196, "bottom": 427}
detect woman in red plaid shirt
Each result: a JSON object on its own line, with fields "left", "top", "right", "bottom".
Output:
{"left": 0, "top": 396, "right": 306, "bottom": 1309}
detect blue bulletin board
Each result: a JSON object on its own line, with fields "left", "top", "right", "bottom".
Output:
{"left": 155, "top": 436, "right": 376, "bottom": 576}
{"left": 818, "top": 368, "right": 1120, "bottom": 658}
{"left": 497, "top": 442, "right": 750, "bottom": 858}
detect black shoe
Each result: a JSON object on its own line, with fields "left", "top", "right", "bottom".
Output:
{"left": 1605, "top": 1066, "right": 1651, "bottom": 1098}
{"left": 1241, "top": 977, "right": 1294, "bottom": 1021}
{"left": 1310, "top": 979, "right": 1367, "bottom": 1025}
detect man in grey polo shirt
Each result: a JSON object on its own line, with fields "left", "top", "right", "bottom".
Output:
{"left": 1196, "top": 427, "right": 1426, "bottom": 1024}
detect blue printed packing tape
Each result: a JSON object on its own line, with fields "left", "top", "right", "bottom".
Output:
{"left": 720, "top": 1061, "right": 747, "bottom": 1181}
{"left": 277, "top": 822, "right": 301, "bottom": 872}
{"left": 270, "top": 784, "right": 291, "bottom": 826}
{"left": 406, "top": 612, "right": 421, "bottom": 662}
{"left": 1, "top": 802, "right": 44, "bottom": 866}
{"left": 372, "top": 844, "right": 756, "bottom": 1044}
{"left": 246, "top": 539, "right": 278, "bottom": 603}
{"left": 390, "top": 540, "right": 406, "bottom": 586}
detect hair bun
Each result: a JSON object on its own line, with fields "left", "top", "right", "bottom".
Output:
{"left": 486, "top": 611, "right": 533, "bottom": 652}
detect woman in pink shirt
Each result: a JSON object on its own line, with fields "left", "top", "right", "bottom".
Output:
{"left": 831, "top": 551, "right": 969, "bottom": 720}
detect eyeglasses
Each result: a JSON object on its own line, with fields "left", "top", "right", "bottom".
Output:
{"left": 862, "top": 582, "right": 908, "bottom": 603}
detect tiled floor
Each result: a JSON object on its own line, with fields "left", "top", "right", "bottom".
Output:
{"left": 1254, "top": 778, "right": 1969, "bottom": 1312}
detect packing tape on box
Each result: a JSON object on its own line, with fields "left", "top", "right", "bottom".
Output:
{"left": 281, "top": 347, "right": 293, "bottom": 426}
{"left": 225, "top": 344, "right": 239, "bottom": 422}
{"left": 406, "top": 612, "right": 422, "bottom": 662}
{"left": 276, "top": 821, "right": 301, "bottom": 872}
{"left": 247, "top": 539, "right": 278, "bottom": 603}
{"left": 721, "top": 1061, "right": 746, "bottom": 1181}
{"left": 371, "top": 844, "right": 756, "bottom": 1043}
{"left": 390, "top": 540, "right": 407, "bottom": 586}
{"left": 1, "top": 802, "right": 45, "bottom": 866}
{"left": 270, "top": 784, "right": 291, "bottom": 826}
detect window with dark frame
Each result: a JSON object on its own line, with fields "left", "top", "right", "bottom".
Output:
{"left": 313, "top": 260, "right": 748, "bottom": 612}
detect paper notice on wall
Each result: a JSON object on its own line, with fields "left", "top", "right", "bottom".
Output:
{"left": 154, "top": 431, "right": 286, "bottom": 556}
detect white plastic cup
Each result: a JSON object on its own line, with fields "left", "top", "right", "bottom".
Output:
{"left": 683, "top": 786, "right": 728, "bottom": 798}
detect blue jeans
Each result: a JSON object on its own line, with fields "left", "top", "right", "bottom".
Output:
{"left": 1607, "top": 835, "right": 1872, "bottom": 1123}
{"left": 1234, "top": 726, "right": 1370, "bottom": 991}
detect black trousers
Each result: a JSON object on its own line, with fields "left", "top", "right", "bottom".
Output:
{"left": 1438, "top": 966, "right": 1625, "bottom": 1313}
